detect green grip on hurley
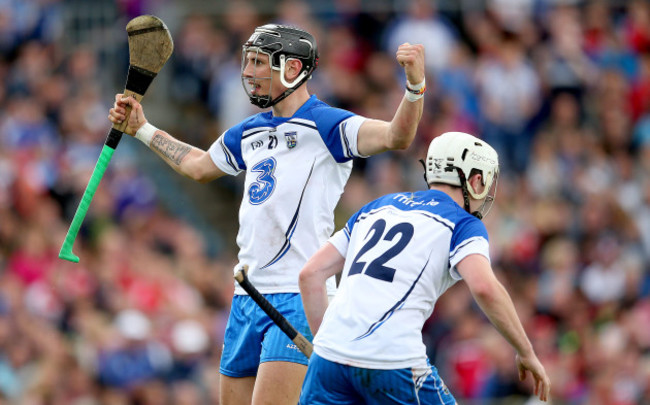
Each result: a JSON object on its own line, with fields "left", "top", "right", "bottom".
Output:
{"left": 59, "top": 129, "right": 123, "bottom": 263}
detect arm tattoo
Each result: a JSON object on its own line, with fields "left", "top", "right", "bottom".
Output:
{"left": 151, "top": 134, "right": 191, "bottom": 165}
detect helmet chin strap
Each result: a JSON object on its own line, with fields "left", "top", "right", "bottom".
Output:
{"left": 419, "top": 159, "right": 428, "bottom": 187}
{"left": 259, "top": 85, "right": 296, "bottom": 108}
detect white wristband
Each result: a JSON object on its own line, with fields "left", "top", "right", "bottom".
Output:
{"left": 406, "top": 77, "right": 426, "bottom": 92}
{"left": 405, "top": 89, "right": 424, "bottom": 102}
{"left": 405, "top": 77, "right": 426, "bottom": 102}
{"left": 135, "top": 122, "right": 157, "bottom": 146}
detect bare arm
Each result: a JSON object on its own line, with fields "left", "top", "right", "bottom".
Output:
{"left": 357, "top": 43, "right": 425, "bottom": 156}
{"left": 146, "top": 128, "right": 224, "bottom": 183}
{"left": 109, "top": 95, "right": 225, "bottom": 183}
{"left": 299, "top": 242, "right": 345, "bottom": 335}
{"left": 457, "top": 254, "right": 551, "bottom": 402}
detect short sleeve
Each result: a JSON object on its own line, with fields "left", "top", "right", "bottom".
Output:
{"left": 208, "top": 128, "right": 245, "bottom": 175}
{"left": 328, "top": 202, "right": 369, "bottom": 257}
{"left": 328, "top": 228, "right": 350, "bottom": 257}
{"left": 448, "top": 217, "right": 490, "bottom": 280}
{"left": 337, "top": 115, "right": 368, "bottom": 159}
{"left": 310, "top": 105, "right": 368, "bottom": 162}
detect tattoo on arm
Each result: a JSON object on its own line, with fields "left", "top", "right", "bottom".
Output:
{"left": 151, "top": 134, "right": 191, "bottom": 165}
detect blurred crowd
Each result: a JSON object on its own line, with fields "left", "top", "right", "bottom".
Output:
{"left": 1, "top": 0, "right": 650, "bottom": 404}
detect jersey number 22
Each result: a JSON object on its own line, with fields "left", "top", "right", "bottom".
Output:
{"left": 349, "top": 219, "right": 414, "bottom": 282}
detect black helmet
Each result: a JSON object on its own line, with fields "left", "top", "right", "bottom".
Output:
{"left": 241, "top": 24, "right": 319, "bottom": 108}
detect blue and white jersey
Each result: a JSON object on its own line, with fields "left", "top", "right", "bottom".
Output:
{"left": 208, "top": 95, "right": 367, "bottom": 295}
{"left": 314, "top": 190, "right": 490, "bottom": 370}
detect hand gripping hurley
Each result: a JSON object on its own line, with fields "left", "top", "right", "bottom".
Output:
{"left": 59, "top": 15, "right": 174, "bottom": 263}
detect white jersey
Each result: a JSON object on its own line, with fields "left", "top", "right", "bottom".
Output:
{"left": 314, "top": 190, "right": 491, "bottom": 370}
{"left": 208, "top": 95, "right": 367, "bottom": 295}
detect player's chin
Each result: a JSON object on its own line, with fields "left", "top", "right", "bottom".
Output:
{"left": 250, "top": 88, "right": 268, "bottom": 97}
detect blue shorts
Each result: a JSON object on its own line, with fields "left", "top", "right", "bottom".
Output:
{"left": 299, "top": 353, "right": 457, "bottom": 405}
{"left": 220, "top": 293, "right": 313, "bottom": 378}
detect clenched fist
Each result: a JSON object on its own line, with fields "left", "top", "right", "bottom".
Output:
{"left": 396, "top": 43, "right": 425, "bottom": 86}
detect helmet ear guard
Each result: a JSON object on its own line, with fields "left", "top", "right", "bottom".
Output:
{"left": 278, "top": 54, "right": 310, "bottom": 88}
{"left": 241, "top": 24, "right": 319, "bottom": 108}
{"left": 424, "top": 132, "right": 499, "bottom": 219}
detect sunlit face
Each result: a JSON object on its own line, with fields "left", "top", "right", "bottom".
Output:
{"left": 241, "top": 45, "right": 307, "bottom": 108}
{"left": 242, "top": 50, "right": 275, "bottom": 97}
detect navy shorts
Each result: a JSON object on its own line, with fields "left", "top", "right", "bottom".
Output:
{"left": 220, "top": 293, "right": 313, "bottom": 377}
{"left": 300, "top": 352, "right": 457, "bottom": 404}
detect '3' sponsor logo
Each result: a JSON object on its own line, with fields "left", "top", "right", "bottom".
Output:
{"left": 248, "top": 157, "right": 277, "bottom": 205}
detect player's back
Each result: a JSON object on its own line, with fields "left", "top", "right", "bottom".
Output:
{"left": 314, "top": 190, "right": 489, "bottom": 370}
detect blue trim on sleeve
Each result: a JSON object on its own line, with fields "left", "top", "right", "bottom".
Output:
{"left": 302, "top": 97, "right": 357, "bottom": 163}
{"left": 450, "top": 216, "right": 488, "bottom": 254}
{"left": 222, "top": 125, "right": 246, "bottom": 171}
{"left": 219, "top": 138, "right": 239, "bottom": 173}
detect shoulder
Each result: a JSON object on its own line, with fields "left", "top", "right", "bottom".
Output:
{"left": 456, "top": 211, "right": 486, "bottom": 230}
{"left": 419, "top": 192, "right": 487, "bottom": 238}
{"left": 360, "top": 193, "right": 404, "bottom": 213}
{"left": 423, "top": 193, "right": 480, "bottom": 227}
{"left": 303, "top": 97, "right": 356, "bottom": 127}
{"left": 345, "top": 193, "right": 398, "bottom": 229}
{"left": 226, "top": 112, "right": 273, "bottom": 137}
{"left": 348, "top": 193, "right": 418, "bottom": 223}
{"left": 451, "top": 209, "right": 488, "bottom": 243}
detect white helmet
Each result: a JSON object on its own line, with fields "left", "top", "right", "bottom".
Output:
{"left": 424, "top": 132, "right": 499, "bottom": 218}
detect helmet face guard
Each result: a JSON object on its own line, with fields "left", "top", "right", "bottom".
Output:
{"left": 241, "top": 24, "right": 319, "bottom": 108}
{"left": 241, "top": 46, "right": 274, "bottom": 108}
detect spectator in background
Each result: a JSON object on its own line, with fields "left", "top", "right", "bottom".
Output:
{"left": 536, "top": 5, "right": 598, "bottom": 98}
{"left": 584, "top": 2, "right": 638, "bottom": 83}
{"left": 167, "top": 318, "right": 210, "bottom": 382}
{"left": 623, "top": 0, "right": 650, "bottom": 54}
{"left": 96, "top": 309, "right": 171, "bottom": 389}
{"left": 384, "top": 0, "right": 457, "bottom": 75}
{"left": 171, "top": 14, "right": 220, "bottom": 108}
{"left": 487, "top": 0, "right": 535, "bottom": 36}
{"left": 475, "top": 30, "right": 541, "bottom": 174}
{"left": 528, "top": 91, "right": 592, "bottom": 202}
{"left": 435, "top": 44, "right": 481, "bottom": 137}
{"left": 579, "top": 234, "right": 629, "bottom": 304}
{"left": 536, "top": 237, "right": 580, "bottom": 316}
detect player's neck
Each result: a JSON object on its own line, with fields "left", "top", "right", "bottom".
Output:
{"left": 429, "top": 184, "right": 465, "bottom": 208}
{"left": 271, "top": 87, "right": 311, "bottom": 118}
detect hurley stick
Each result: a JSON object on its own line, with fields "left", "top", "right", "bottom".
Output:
{"left": 59, "top": 15, "right": 174, "bottom": 263}
{"left": 235, "top": 266, "right": 314, "bottom": 357}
